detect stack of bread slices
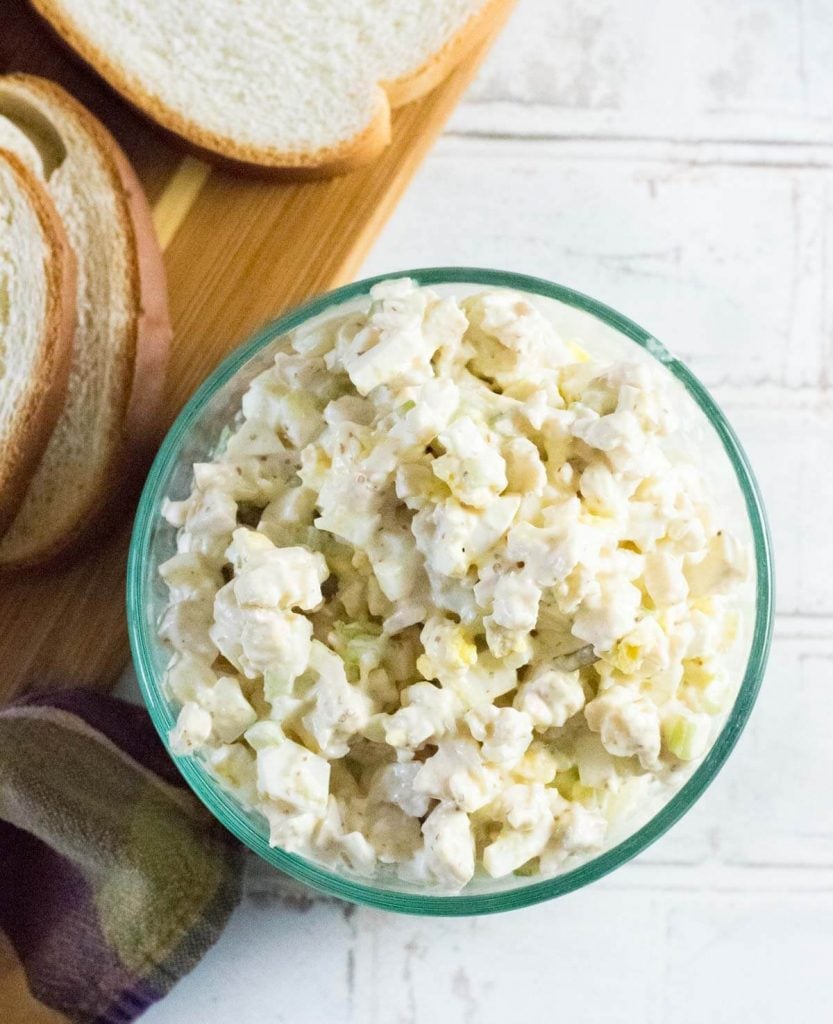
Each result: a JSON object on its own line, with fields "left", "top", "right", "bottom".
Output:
{"left": 0, "top": 74, "right": 170, "bottom": 573}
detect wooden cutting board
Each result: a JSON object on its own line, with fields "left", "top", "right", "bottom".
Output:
{"left": 0, "top": 0, "right": 512, "bottom": 704}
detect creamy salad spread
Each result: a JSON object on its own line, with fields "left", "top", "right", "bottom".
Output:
{"left": 159, "top": 279, "right": 748, "bottom": 891}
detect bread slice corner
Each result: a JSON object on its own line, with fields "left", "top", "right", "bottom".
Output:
{"left": 0, "top": 147, "right": 75, "bottom": 539}
{"left": 382, "top": 0, "right": 514, "bottom": 109}
{"left": 0, "top": 74, "right": 171, "bottom": 572}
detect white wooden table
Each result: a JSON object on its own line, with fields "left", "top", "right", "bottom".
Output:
{"left": 135, "top": 1, "right": 833, "bottom": 1018}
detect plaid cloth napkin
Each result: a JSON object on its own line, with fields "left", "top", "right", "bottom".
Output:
{"left": 0, "top": 691, "right": 244, "bottom": 1024}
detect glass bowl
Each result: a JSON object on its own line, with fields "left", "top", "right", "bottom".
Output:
{"left": 128, "top": 267, "right": 773, "bottom": 916}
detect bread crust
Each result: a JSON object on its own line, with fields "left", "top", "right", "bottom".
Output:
{"left": 0, "top": 75, "right": 171, "bottom": 572}
{"left": 0, "top": 149, "right": 75, "bottom": 538}
{"left": 29, "top": 0, "right": 514, "bottom": 174}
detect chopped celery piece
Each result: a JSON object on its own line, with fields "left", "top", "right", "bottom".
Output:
{"left": 330, "top": 620, "right": 387, "bottom": 681}
{"left": 514, "top": 857, "right": 541, "bottom": 877}
{"left": 244, "top": 721, "right": 285, "bottom": 750}
{"left": 264, "top": 666, "right": 294, "bottom": 701}
{"left": 662, "top": 711, "right": 711, "bottom": 761}
{"left": 553, "top": 767, "right": 596, "bottom": 804}
{"left": 214, "top": 424, "right": 232, "bottom": 457}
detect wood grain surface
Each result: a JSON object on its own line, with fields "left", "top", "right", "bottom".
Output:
{"left": 0, "top": 0, "right": 511, "bottom": 703}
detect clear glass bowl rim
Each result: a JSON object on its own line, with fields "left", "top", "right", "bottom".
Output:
{"left": 128, "top": 266, "right": 774, "bottom": 917}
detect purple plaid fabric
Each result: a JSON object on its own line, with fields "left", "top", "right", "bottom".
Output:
{"left": 0, "top": 692, "right": 243, "bottom": 1023}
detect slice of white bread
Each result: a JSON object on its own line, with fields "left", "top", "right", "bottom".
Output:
{"left": 30, "top": 0, "right": 512, "bottom": 173}
{"left": 0, "top": 75, "right": 171, "bottom": 571}
{"left": 0, "top": 149, "right": 75, "bottom": 538}
{"left": 0, "top": 120, "right": 44, "bottom": 176}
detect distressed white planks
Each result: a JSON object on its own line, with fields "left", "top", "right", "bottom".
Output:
{"left": 148, "top": 880, "right": 833, "bottom": 1024}
{"left": 454, "top": 0, "right": 833, "bottom": 145}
